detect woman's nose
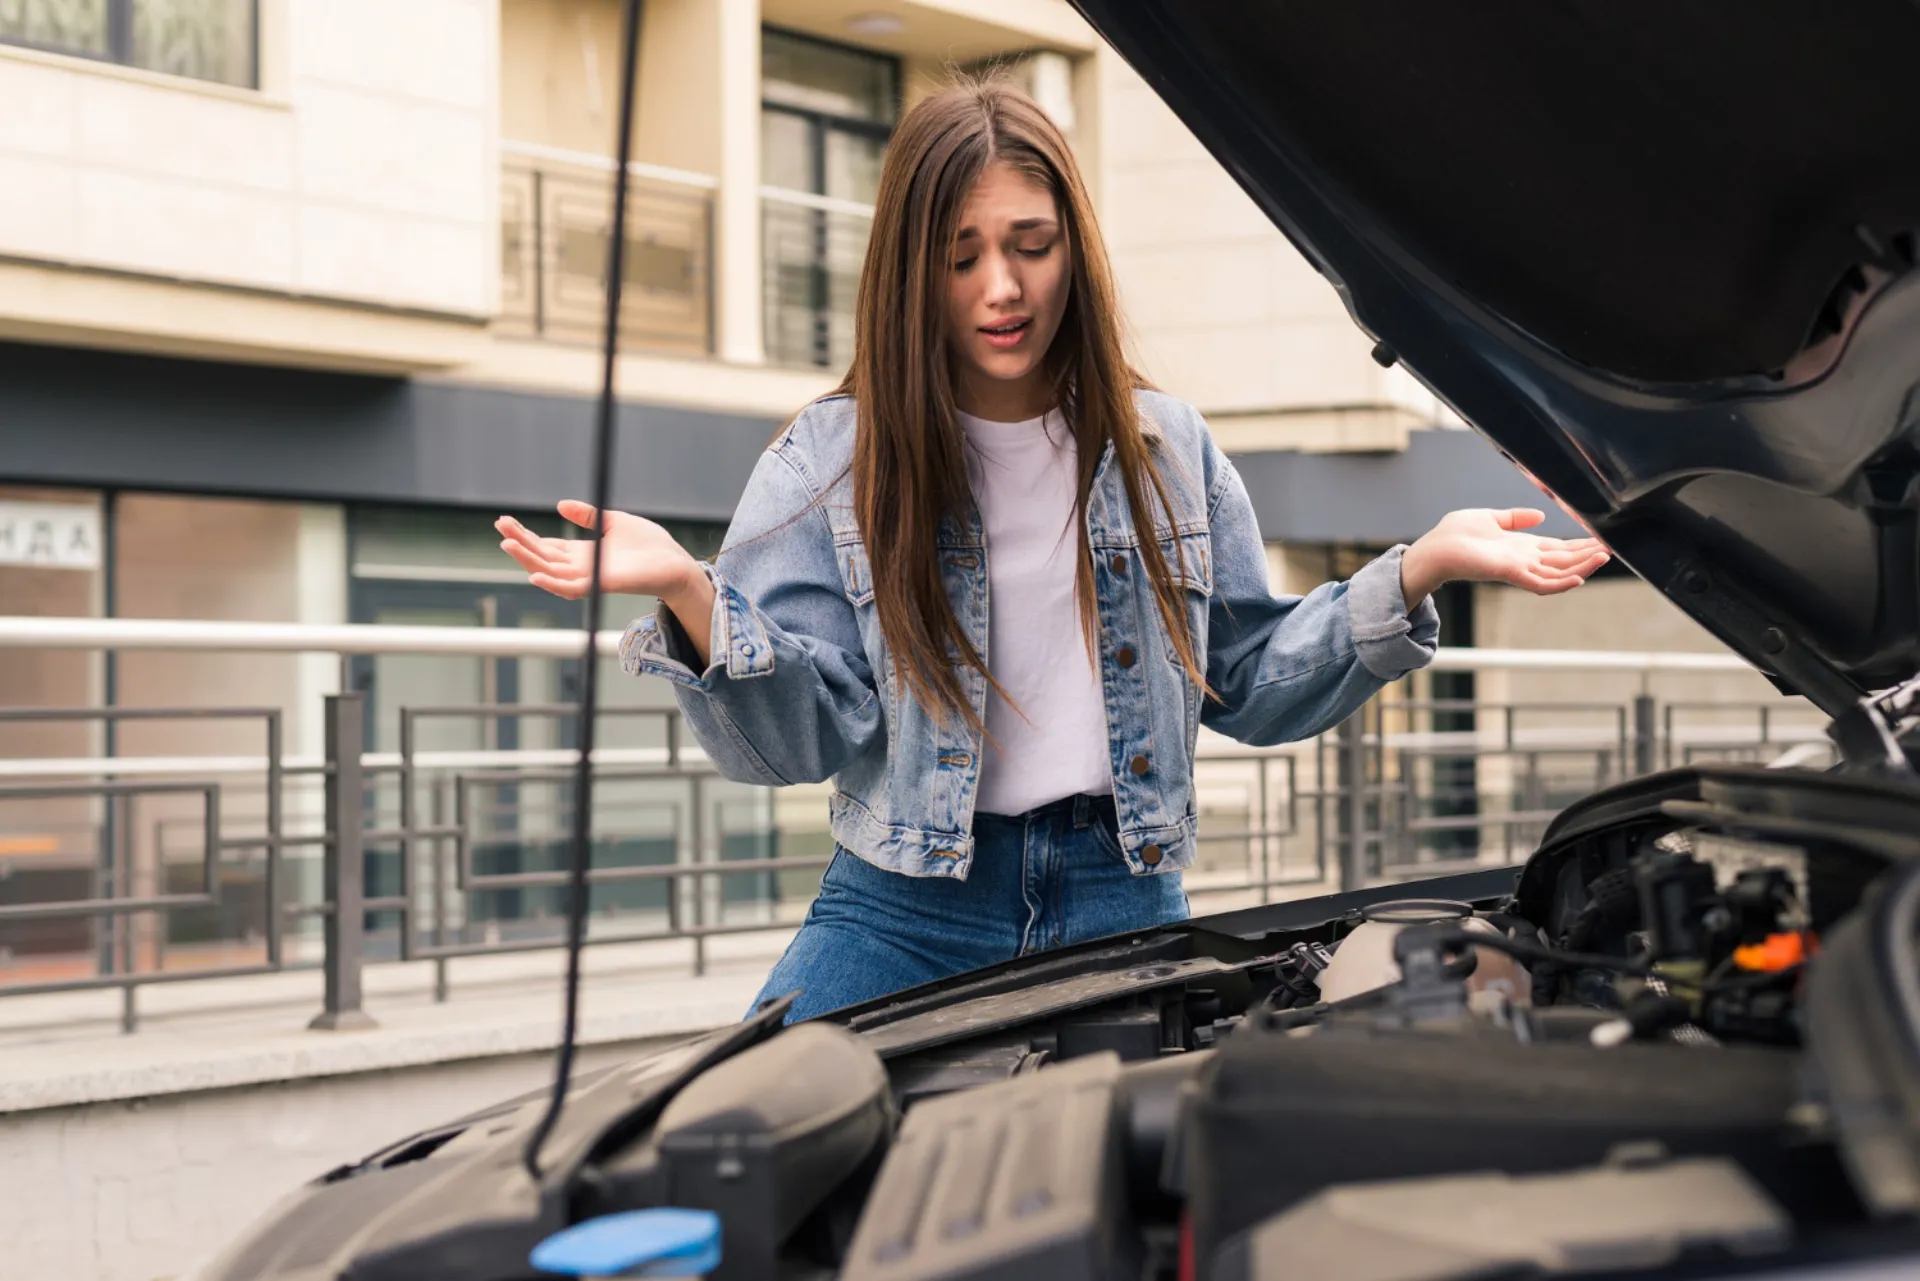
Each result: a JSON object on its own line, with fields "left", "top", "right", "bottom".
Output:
{"left": 981, "top": 253, "right": 1022, "bottom": 306}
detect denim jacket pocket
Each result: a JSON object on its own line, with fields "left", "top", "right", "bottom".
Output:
{"left": 1156, "top": 528, "right": 1213, "bottom": 748}
{"left": 1159, "top": 528, "right": 1214, "bottom": 664}
{"left": 1161, "top": 528, "right": 1214, "bottom": 596}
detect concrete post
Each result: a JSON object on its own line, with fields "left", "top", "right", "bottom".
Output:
{"left": 312, "top": 692, "right": 376, "bottom": 1031}
{"left": 1339, "top": 707, "right": 1368, "bottom": 892}
{"left": 1633, "top": 693, "right": 1658, "bottom": 776}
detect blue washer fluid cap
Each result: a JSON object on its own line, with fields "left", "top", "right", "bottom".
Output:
{"left": 530, "top": 1207, "right": 722, "bottom": 1278}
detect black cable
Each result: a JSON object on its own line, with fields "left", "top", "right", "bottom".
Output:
{"left": 1418, "top": 927, "right": 1803, "bottom": 995}
{"left": 522, "top": 0, "right": 646, "bottom": 1182}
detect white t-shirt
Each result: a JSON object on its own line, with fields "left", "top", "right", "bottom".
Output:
{"left": 958, "top": 407, "right": 1114, "bottom": 816}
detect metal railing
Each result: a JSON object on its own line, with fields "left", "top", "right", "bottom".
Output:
{"left": 761, "top": 186, "right": 874, "bottom": 369}
{"left": 498, "top": 140, "right": 717, "bottom": 357}
{"left": 0, "top": 617, "right": 1818, "bottom": 1031}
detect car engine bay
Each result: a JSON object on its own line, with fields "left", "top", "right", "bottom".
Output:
{"left": 192, "top": 763, "right": 1920, "bottom": 1281}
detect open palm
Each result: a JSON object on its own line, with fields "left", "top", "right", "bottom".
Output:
{"left": 496, "top": 501, "right": 699, "bottom": 600}
{"left": 1411, "top": 508, "right": 1610, "bottom": 598}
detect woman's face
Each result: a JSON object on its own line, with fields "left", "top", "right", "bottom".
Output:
{"left": 943, "top": 160, "right": 1071, "bottom": 419}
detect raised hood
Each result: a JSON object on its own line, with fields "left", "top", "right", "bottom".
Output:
{"left": 1071, "top": 0, "right": 1920, "bottom": 715}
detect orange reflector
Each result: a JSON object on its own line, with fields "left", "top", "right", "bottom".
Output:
{"left": 1734, "top": 932, "right": 1813, "bottom": 973}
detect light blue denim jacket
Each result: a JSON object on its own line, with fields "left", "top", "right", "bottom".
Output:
{"left": 621, "top": 390, "right": 1439, "bottom": 879}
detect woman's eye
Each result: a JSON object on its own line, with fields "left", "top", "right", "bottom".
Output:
{"left": 1018, "top": 241, "right": 1056, "bottom": 259}
{"left": 953, "top": 257, "right": 977, "bottom": 272}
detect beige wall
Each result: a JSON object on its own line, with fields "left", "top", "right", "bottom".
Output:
{"left": 636, "top": 0, "right": 727, "bottom": 174}
{"left": 0, "top": 0, "right": 500, "bottom": 314}
{"left": 0, "top": 0, "right": 500, "bottom": 371}
{"left": 501, "top": 0, "right": 627, "bottom": 158}
{"left": 501, "top": 0, "right": 721, "bottom": 175}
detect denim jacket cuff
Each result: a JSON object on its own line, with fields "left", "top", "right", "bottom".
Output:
{"left": 617, "top": 563, "right": 777, "bottom": 689}
{"left": 1346, "top": 544, "right": 1441, "bottom": 680}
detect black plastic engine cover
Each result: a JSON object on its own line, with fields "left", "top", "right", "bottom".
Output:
{"left": 1182, "top": 1024, "right": 1842, "bottom": 1275}
{"left": 840, "top": 1052, "right": 1135, "bottom": 1281}
{"left": 651, "top": 1023, "right": 895, "bottom": 1280}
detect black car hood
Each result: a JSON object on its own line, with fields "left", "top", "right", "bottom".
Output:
{"left": 1071, "top": 0, "right": 1920, "bottom": 716}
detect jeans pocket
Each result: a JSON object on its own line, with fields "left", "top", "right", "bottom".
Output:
{"left": 1089, "top": 813, "right": 1130, "bottom": 866}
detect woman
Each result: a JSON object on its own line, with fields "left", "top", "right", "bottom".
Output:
{"left": 497, "top": 80, "right": 1608, "bottom": 1022}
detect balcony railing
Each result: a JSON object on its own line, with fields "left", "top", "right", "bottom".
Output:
{"left": 762, "top": 186, "right": 874, "bottom": 370}
{"left": 0, "top": 617, "right": 1823, "bottom": 1031}
{"left": 497, "top": 141, "right": 717, "bottom": 358}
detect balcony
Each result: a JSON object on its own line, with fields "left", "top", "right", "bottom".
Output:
{"left": 497, "top": 142, "right": 717, "bottom": 359}
{"left": 495, "top": 141, "right": 888, "bottom": 374}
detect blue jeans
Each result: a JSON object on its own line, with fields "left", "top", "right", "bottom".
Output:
{"left": 751, "top": 793, "right": 1191, "bottom": 1022}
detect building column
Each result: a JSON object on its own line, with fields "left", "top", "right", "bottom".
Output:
{"left": 715, "top": 0, "right": 764, "bottom": 366}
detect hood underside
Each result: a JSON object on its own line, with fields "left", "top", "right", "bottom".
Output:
{"left": 1071, "top": 0, "right": 1920, "bottom": 714}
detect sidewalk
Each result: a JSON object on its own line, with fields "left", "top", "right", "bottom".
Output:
{"left": 0, "top": 869, "right": 1347, "bottom": 1116}
{"left": 0, "top": 929, "right": 794, "bottom": 1115}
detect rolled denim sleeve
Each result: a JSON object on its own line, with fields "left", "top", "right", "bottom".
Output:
{"left": 617, "top": 446, "right": 880, "bottom": 787}
{"left": 1199, "top": 441, "right": 1439, "bottom": 747}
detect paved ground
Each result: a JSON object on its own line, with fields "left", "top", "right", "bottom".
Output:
{"left": 0, "top": 875, "right": 1361, "bottom": 1281}
{"left": 0, "top": 870, "right": 1340, "bottom": 1115}
{"left": 0, "top": 929, "right": 792, "bottom": 1115}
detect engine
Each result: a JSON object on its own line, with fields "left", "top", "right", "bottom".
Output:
{"left": 191, "top": 764, "right": 1920, "bottom": 1281}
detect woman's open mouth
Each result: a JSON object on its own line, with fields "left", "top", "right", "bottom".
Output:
{"left": 979, "top": 317, "right": 1032, "bottom": 350}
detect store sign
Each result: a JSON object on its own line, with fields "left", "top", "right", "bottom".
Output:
{"left": 0, "top": 502, "right": 102, "bottom": 571}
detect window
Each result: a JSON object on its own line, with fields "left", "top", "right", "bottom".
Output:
{"left": 0, "top": 0, "right": 257, "bottom": 89}
{"left": 760, "top": 28, "right": 898, "bottom": 369}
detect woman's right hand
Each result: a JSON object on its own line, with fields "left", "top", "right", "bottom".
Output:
{"left": 496, "top": 500, "right": 700, "bottom": 598}
{"left": 497, "top": 501, "right": 718, "bottom": 664}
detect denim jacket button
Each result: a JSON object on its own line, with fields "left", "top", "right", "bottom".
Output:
{"left": 1116, "top": 645, "right": 1136, "bottom": 669}
{"left": 1142, "top": 844, "right": 1164, "bottom": 866}
{"left": 1130, "top": 754, "right": 1150, "bottom": 776}
{"left": 1109, "top": 554, "right": 1128, "bottom": 574}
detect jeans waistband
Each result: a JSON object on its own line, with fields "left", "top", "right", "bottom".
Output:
{"left": 978, "top": 792, "right": 1117, "bottom": 828}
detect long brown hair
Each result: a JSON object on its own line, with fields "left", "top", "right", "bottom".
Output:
{"left": 841, "top": 77, "right": 1204, "bottom": 730}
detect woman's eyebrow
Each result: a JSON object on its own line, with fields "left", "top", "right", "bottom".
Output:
{"left": 954, "top": 217, "right": 1059, "bottom": 239}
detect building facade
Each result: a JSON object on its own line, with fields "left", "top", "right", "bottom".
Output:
{"left": 0, "top": 0, "right": 1799, "bottom": 970}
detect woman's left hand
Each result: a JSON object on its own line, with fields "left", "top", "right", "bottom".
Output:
{"left": 1400, "top": 508, "right": 1610, "bottom": 607}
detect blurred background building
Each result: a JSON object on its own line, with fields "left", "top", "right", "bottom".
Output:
{"left": 0, "top": 7, "right": 1826, "bottom": 1277}
{"left": 0, "top": 0, "right": 1803, "bottom": 993}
